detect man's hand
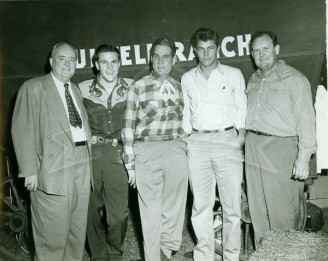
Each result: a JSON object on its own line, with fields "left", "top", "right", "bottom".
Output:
{"left": 127, "top": 169, "right": 136, "bottom": 188}
{"left": 292, "top": 159, "right": 309, "bottom": 180}
{"left": 25, "top": 175, "right": 38, "bottom": 192}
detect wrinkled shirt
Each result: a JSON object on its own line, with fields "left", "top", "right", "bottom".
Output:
{"left": 245, "top": 60, "right": 317, "bottom": 162}
{"left": 122, "top": 72, "right": 184, "bottom": 169}
{"left": 181, "top": 62, "right": 247, "bottom": 133}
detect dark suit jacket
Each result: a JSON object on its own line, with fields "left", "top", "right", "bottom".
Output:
{"left": 12, "top": 73, "right": 93, "bottom": 195}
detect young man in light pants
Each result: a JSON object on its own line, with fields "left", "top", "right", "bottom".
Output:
{"left": 182, "top": 27, "right": 247, "bottom": 261}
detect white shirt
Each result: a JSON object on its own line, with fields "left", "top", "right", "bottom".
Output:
{"left": 181, "top": 63, "right": 247, "bottom": 134}
{"left": 51, "top": 73, "right": 87, "bottom": 142}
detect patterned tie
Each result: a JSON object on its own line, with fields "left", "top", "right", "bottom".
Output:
{"left": 64, "top": 83, "right": 82, "bottom": 128}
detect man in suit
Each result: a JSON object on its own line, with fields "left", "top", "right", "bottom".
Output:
{"left": 12, "top": 42, "right": 92, "bottom": 261}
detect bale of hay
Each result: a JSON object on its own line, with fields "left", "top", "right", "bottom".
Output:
{"left": 249, "top": 228, "right": 328, "bottom": 261}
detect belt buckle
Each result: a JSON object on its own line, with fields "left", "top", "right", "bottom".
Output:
{"left": 98, "top": 136, "right": 104, "bottom": 143}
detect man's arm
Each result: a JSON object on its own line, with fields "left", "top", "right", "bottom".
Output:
{"left": 292, "top": 76, "right": 317, "bottom": 179}
{"left": 121, "top": 82, "right": 139, "bottom": 188}
{"left": 12, "top": 80, "right": 41, "bottom": 190}
{"left": 181, "top": 75, "right": 192, "bottom": 135}
{"left": 234, "top": 69, "right": 247, "bottom": 146}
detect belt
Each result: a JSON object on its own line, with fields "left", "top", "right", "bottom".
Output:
{"left": 248, "top": 130, "right": 274, "bottom": 136}
{"left": 135, "top": 135, "right": 182, "bottom": 142}
{"left": 74, "top": 140, "right": 87, "bottom": 147}
{"left": 92, "top": 136, "right": 121, "bottom": 146}
{"left": 192, "top": 126, "right": 234, "bottom": 134}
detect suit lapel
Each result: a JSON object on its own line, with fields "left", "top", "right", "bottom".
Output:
{"left": 43, "top": 74, "right": 73, "bottom": 142}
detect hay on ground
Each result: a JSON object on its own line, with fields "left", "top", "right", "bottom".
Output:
{"left": 249, "top": 228, "right": 328, "bottom": 261}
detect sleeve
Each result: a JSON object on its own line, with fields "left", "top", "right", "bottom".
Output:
{"left": 234, "top": 69, "right": 247, "bottom": 130}
{"left": 292, "top": 75, "right": 317, "bottom": 162}
{"left": 11, "top": 81, "right": 41, "bottom": 177}
{"left": 121, "top": 82, "right": 139, "bottom": 170}
{"left": 181, "top": 75, "right": 192, "bottom": 134}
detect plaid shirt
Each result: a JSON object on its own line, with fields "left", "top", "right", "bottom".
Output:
{"left": 122, "top": 71, "right": 184, "bottom": 169}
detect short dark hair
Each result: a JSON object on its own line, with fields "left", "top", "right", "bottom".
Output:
{"left": 150, "top": 38, "right": 177, "bottom": 57}
{"left": 191, "top": 28, "right": 220, "bottom": 49}
{"left": 93, "top": 44, "right": 121, "bottom": 64}
{"left": 250, "top": 31, "right": 278, "bottom": 50}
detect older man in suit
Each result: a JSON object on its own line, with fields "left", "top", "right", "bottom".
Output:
{"left": 12, "top": 42, "right": 92, "bottom": 261}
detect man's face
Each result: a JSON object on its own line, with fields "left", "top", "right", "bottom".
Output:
{"left": 96, "top": 52, "right": 121, "bottom": 83}
{"left": 50, "top": 44, "right": 77, "bottom": 83}
{"left": 251, "top": 35, "right": 280, "bottom": 72}
{"left": 151, "top": 45, "right": 176, "bottom": 77}
{"left": 195, "top": 40, "right": 218, "bottom": 68}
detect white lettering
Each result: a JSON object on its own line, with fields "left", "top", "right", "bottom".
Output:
{"left": 175, "top": 42, "right": 187, "bottom": 61}
{"left": 76, "top": 34, "right": 251, "bottom": 68}
{"left": 76, "top": 49, "right": 86, "bottom": 69}
{"left": 120, "top": 46, "right": 132, "bottom": 66}
{"left": 146, "top": 43, "right": 152, "bottom": 62}
{"left": 237, "top": 34, "right": 251, "bottom": 56}
{"left": 221, "top": 36, "right": 236, "bottom": 58}
{"left": 89, "top": 49, "right": 95, "bottom": 67}
{"left": 187, "top": 46, "right": 195, "bottom": 61}
{"left": 134, "top": 45, "right": 147, "bottom": 64}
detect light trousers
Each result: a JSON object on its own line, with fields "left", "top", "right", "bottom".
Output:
{"left": 187, "top": 129, "right": 242, "bottom": 261}
{"left": 31, "top": 145, "right": 90, "bottom": 261}
{"left": 134, "top": 139, "right": 188, "bottom": 261}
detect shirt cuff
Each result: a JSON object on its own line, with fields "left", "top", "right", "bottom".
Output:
{"left": 297, "top": 149, "right": 313, "bottom": 163}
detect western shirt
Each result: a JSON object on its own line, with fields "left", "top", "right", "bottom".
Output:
{"left": 79, "top": 75, "right": 133, "bottom": 141}
{"left": 122, "top": 71, "right": 184, "bottom": 169}
{"left": 181, "top": 62, "right": 247, "bottom": 133}
{"left": 245, "top": 60, "right": 317, "bottom": 162}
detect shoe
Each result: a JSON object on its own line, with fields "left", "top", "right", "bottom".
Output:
{"left": 160, "top": 249, "right": 170, "bottom": 261}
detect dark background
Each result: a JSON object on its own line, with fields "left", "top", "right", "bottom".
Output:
{"left": 0, "top": 0, "right": 326, "bottom": 178}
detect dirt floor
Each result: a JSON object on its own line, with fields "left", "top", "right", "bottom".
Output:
{"left": 1, "top": 189, "right": 328, "bottom": 261}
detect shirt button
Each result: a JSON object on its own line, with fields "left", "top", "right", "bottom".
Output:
{"left": 49, "top": 154, "right": 53, "bottom": 158}
{"left": 108, "top": 121, "right": 111, "bottom": 123}
{"left": 107, "top": 131, "right": 111, "bottom": 134}
{"left": 108, "top": 111, "right": 111, "bottom": 114}
{"left": 47, "top": 135, "right": 50, "bottom": 138}
{"left": 259, "top": 91, "right": 262, "bottom": 94}
{"left": 257, "top": 103, "right": 260, "bottom": 106}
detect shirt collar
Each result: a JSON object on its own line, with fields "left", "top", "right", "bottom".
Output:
{"left": 51, "top": 72, "right": 71, "bottom": 88}
{"left": 150, "top": 71, "right": 175, "bottom": 84}
{"left": 196, "top": 61, "right": 224, "bottom": 78}
{"left": 254, "top": 60, "right": 285, "bottom": 80}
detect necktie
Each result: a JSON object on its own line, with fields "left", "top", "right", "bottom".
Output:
{"left": 64, "top": 83, "right": 82, "bottom": 128}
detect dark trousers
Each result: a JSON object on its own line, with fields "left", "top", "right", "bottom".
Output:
{"left": 245, "top": 132, "right": 305, "bottom": 246}
{"left": 87, "top": 142, "right": 129, "bottom": 261}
